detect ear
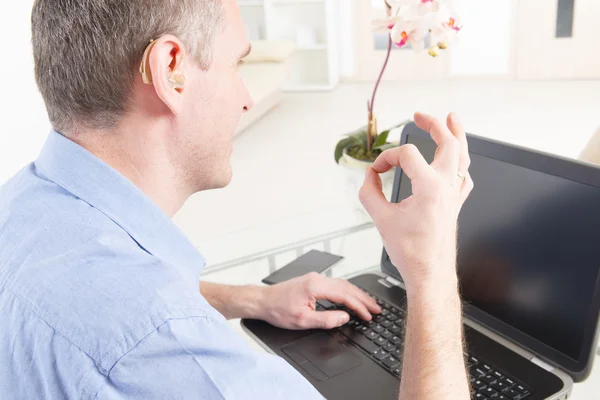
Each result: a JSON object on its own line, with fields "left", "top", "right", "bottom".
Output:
{"left": 145, "top": 35, "right": 186, "bottom": 115}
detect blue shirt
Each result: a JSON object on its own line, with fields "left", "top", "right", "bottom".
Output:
{"left": 0, "top": 131, "right": 320, "bottom": 399}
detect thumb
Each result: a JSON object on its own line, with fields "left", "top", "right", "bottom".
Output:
{"left": 304, "top": 310, "right": 350, "bottom": 330}
{"left": 359, "top": 168, "right": 389, "bottom": 221}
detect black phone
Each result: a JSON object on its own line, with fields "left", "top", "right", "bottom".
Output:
{"left": 262, "top": 250, "right": 344, "bottom": 285}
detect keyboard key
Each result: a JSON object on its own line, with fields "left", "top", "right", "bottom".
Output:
{"left": 389, "top": 324, "right": 403, "bottom": 335}
{"left": 480, "top": 375, "right": 497, "bottom": 385}
{"left": 504, "top": 377, "right": 515, "bottom": 386}
{"left": 367, "top": 320, "right": 379, "bottom": 328}
{"left": 469, "top": 356, "right": 480, "bottom": 366}
{"left": 381, "top": 309, "right": 390, "bottom": 316}
{"left": 374, "top": 349, "right": 389, "bottom": 360}
{"left": 353, "top": 323, "right": 364, "bottom": 331}
{"left": 384, "top": 342, "right": 396, "bottom": 353}
{"left": 474, "top": 393, "right": 488, "bottom": 399}
{"left": 376, "top": 298, "right": 385, "bottom": 306}
{"left": 481, "top": 364, "right": 493, "bottom": 373}
{"left": 372, "top": 324, "right": 384, "bottom": 333}
{"left": 473, "top": 380, "right": 486, "bottom": 390}
{"left": 318, "top": 299, "right": 336, "bottom": 309}
{"left": 491, "top": 380, "right": 510, "bottom": 392}
{"left": 392, "top": 367, "right": 401, "bottom": 376}
{"left": 393, "top": 349, "right": 402, "bottom": 358}
{"left": 514, "top": 384, "right": 529, "bottom": 394}
{"left": 381, "top": 330, "right": 394, "bottom": 339}
{"left": 492, "top": 370, "right": 504, "bottom": 379}
{"left": 338, "top": 326, "right": 379, "bottom": 354}
{"left": 470, "top": 366, "right": 487, "bottom": 378}
{"left": 503, "top": 388, "right": 522, "bottom": 399}
{"left": 390, "top": 306, "right": 401, "bottom": 314}
{"left": 381, "top": 320, "right": 393, "bottom": 328}
{"left": 483, "top": 387, "right": 498, "bottom": 397}
{"left": 386, "top": 313, "right": 400, "bottom": 322}
{"left": 496, "top": 395, "right": 510, "bottom": 400}
{"left": 365, "top": 331, "right": 378, "bottom": 340}
{"left": 374, "top": 336, "right": 387, "bottom": 346}
{"left": 382, "top": 356, "right": 401, "bottom": 369}
{"left": 390, "top": 335, "right": 402, "bottom": 345}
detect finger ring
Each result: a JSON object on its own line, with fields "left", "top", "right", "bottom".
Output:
{"left": 457, "top": 172, "right": 466, "bottom": 182}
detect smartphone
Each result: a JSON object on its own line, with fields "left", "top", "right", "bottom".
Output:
{"left": 262, "top": 250, "right": 344, "bottom": 285}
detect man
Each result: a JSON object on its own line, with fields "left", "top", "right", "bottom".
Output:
{"left": 0, "top": 1, "right": 473, "bottom": 399}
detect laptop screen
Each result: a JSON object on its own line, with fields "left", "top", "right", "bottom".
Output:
{"left": 394, "top": 134, "right": 600, "bottom": 362}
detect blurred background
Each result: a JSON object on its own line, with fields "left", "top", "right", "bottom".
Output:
{"left": 1, "top": 0, "right": 599, "bottom": 261}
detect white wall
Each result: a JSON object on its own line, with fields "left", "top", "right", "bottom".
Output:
{"left": 0, "top": 0, "right": 50, "bottom": 185}
{"left": 450, "top": 0, "right": 513, "bottom": 76}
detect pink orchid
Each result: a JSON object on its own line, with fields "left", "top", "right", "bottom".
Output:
{"left": 372, "top": 0, "right": 461, "bottom": 56}
{"left": 364, "top": 0, "right": 462, "bottom": 153}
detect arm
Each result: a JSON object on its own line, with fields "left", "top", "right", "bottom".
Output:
{"left": 360, "top": 112, "right": 473, "bottom": 399}
{"left": 200, "top": 276, "right": 381, "bottom": 330}
{"left": 401, "top": 274, "right": 468, "bottom": 398}
{"left": 200, "top": 281, "right": 266, "bottom": 320}
{"left": 94, "top": 315, "right": 322, "bottom": 400}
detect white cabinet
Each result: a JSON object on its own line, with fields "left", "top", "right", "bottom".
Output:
{"left": 239, "top": 0, "right": 341, "bottom": 91}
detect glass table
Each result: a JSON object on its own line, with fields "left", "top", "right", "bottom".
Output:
{"left": 195, "top": 206, "right": 600, "bottom": 400}
{"left": 198, "top": 207, "right": 385, "bottom": 286}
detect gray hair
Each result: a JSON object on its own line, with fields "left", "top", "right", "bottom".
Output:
{"left": 31, "top": 0, "right": 224, "bottom": 133}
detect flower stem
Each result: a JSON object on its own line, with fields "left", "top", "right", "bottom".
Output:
{"left": 368, "top": 34, "right": 393, "bottom": 152}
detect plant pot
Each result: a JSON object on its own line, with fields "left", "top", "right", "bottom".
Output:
{"left": 339, "top": 149, "right": 395, "bottom": 221}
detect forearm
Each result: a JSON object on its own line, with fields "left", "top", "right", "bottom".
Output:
{"left": 200, "top": 281, "right": 267, "bottom": 320}
{"left": 399, "top": 270, "right": 470, "bottom": 400}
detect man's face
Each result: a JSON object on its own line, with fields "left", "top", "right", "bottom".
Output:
{"left": 178, "top": 2, "right": 253, "bottom": 191}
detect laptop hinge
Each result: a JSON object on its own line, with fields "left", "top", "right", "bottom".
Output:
{"left": 378, "top": 279, "right": 393, "bottom": 288}
{"left": 530, "top": 357, "right": 554, "bottom": 372}
{"left": 385, "top": 276, "right": 402, "bottom": 287}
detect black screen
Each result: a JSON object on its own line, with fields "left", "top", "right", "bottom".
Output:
{"left": 396, "top": 134, "right": 600, "bottom": 361}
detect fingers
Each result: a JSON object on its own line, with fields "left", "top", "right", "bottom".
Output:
{"left": 414, "top": 112, "right": 460, "bottom": 178}
{"left": 301, "top": 310, "right": 351, "bottom": 330}
{"left": 371, "top": 144, "right": 431, "bottom": 178}
{"left": 308, "top": 274, "right": 381, "bottom": 321}
{"left": 446, "top": 112, "right": 471, "bottom": 180}
{"left": 445, "top": 112, "right": 474, "bottom": 200}
{"left": 334, "top": 279, "right": 381, "bottom": 315}
{"left": 359, "top": 168, "right": 387, "bottom": 223}
{"left": 360, "top": 145, "right": 432, "bottom": 222}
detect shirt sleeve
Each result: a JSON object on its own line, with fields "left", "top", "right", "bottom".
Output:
{"left": 93, "top": 316, "right": 322, "bottom": 400}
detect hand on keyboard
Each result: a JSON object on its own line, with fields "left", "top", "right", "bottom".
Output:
{"left": 259, "top": 273, "right": 381, "bottom": 330}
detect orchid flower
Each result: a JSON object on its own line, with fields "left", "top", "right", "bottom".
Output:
{"left": 371, "top": 0, "right": 461, "bottom": 56}
{"left": 363, "top": 0, "right": 462, "bottom": 154}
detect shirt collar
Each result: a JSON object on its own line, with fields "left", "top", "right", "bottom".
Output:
{"left": 35, "top": 130, "right": 206, "bottom": 284}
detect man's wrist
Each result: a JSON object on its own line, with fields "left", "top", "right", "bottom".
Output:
{"left": 200, "top": 282, "right": 270, "bottom": 320}
{"left": 237, "top": 285, "right": 269, "bottom": 320}
{"left": 403, "top": 259, "right": 460, "bottom": 307}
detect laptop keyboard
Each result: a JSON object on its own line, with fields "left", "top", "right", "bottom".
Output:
{"left": 317, "top": 290, "right": 532, "bottom": 400}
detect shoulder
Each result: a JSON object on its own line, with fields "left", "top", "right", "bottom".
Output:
{"left": 0, "top": 164, "right": 211, "bottom": 372}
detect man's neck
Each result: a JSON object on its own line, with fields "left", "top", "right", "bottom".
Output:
{"left": 67, "top": 125, "right": 190, "bottom": 218}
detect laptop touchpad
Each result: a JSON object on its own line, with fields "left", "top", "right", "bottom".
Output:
{"left": 282, "top": 332, "right": 362, "bottom": 381}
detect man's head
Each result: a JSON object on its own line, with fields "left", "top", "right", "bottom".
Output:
{"left": 32, "top": 0, "right": 253, "bottom": 192}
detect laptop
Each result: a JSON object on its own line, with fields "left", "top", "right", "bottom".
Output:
{"left": 242, "top": 123, "right": 600, "bottom": 400}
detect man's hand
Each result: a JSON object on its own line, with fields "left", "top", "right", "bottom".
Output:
{"left": 359, "top": 112, "right": 473, "bottom": 293}
{"left": 258, "top": 272, "right": 381, "bottom": 330}
{"left": 360, "top": 112, "right": 473, "bottom": 400}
